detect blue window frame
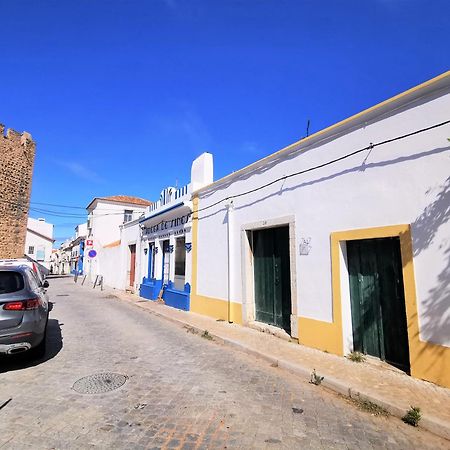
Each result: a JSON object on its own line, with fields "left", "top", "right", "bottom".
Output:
{"left": 148, "top": 243, "right": 156, "bottom": 279}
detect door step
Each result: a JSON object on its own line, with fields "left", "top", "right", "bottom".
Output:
{"left": 247, "top": 321, "right": 296, "bottom": 343}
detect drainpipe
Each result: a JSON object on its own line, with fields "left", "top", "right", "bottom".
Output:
{"left": 225, "top": 200, "right": 234, "bottom": 323}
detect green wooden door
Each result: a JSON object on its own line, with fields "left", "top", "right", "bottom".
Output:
{"left": 347, "top": 237, "right": 410, "bottom": 372}
{"left": 253, "top": 227, "right": 291, "bottom": 333}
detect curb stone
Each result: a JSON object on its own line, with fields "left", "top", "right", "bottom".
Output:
{"left": 103, "top": 289, "right": 450, "bottom": 442}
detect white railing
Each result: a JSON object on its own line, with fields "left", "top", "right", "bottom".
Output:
{"left": 148, "top": 184, "right": 190, "bottom": 213}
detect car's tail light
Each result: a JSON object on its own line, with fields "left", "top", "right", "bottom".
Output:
{"left": 25, "top": 299, "right": 41, "bottom": 309}
{"left": 3, "top": 298, "right": 40, "bottom": 311}
{"left": 3, "top": 302, "right": 24, "bottom": 311}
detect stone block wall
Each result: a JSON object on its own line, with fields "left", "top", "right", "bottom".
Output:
{"left": 0, "top": 124, "right": 36, "bottom": 259}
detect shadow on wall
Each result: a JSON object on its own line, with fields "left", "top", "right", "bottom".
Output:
{"left": 0, "top": 318, "right": 63, "bottom": 373}
{"left": 409, "top": 176, "right": 450, "bottom": 351}
{"left": 197, "top": 145, "right": 450, "bottom": 222}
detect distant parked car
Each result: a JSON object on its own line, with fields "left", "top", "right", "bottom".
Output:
{"left": 0, "top": 265, "right": 49, "bottom": 357}
{"left": 0, "top": 258, "right": 45, "bottom": 286}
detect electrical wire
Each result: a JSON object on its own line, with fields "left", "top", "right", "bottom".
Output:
{"left": 0, "top": 199, "right": 133, "bottom": 219}
{"left": 193, "top": 119, "right": 450, "bottom": 215}
{"left": 2, "top": 119, "right": 449, "bottom": 222}
{"left": 30, "top": 201, "right": 138, "bottom": 212}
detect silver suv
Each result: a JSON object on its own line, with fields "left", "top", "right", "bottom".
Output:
{"left": 0, "top": 265, "right": 49, "bottom": 357}
{"left": 0, "top": 258, "right": 45, "bottom": 286}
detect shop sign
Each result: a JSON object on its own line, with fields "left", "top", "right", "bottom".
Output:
{"left": 144, "top": 213, "right": 191, "bottom": 235}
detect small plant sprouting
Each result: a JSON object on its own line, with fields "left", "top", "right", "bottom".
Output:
{"left": 402, "top": 406, "right": 421, "bottom": 427}
{"left": 350, "top": 395, "right": 389, "bottom": 416}
{"left": 201, "top": 330, "right": 213, "bottom": 340}
{"left": 347, "top": 351, "right": 366, "bottom": 363}
{"left": 184, "top": 325, "right": 198, "bottom": 335}
{"left": 310, "top": 369, "right": 324, "bottom": 386}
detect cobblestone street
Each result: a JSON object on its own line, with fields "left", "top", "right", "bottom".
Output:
{"left": 0, "top": 277, "right": 448, "bottom": 449}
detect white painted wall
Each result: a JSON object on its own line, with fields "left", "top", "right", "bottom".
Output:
{"left": 88, "top": 200, "right": 147, "bottom": 247}
{"left": 196, "top": 84, "right": 450, "bottom": 347}
{"left": 97, "top": 244, "right": 123, "bottom": 290}
{"left": 75, "top": 222, "right": 87, "bottom": 239}
{"left": 24, "top": 218, "right": 54, "bottom": 269}
{"left": 84, "top": 200, "right": 148, "bottom": 281}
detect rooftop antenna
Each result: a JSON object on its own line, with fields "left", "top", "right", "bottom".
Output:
{"left": 306, "top": 119, "right": 310, "bottom": 137}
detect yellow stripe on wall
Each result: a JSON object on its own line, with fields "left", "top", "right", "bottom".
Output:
{"left": 191, "top": 195, "right": 243, "bottom": 324}
{"left": 191, "top": 294, "right": 243, "bottom": 325}
{"left": 298, "top": 317, "right": 343, "bottom": 355}
{"left": 193, "top": 192, "right": 450, "bottom": 387}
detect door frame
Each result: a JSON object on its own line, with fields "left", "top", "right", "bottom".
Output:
{"left": 241, "top": 215, "right": 298, "bottom": 338}
{"left": 128, "top": 243, "right": 137, "bottom": 288}
{"left": 331, "top": 224, "right": 418, "bottom": 366}
{"left": 161, "top": 239, "right": 171, "bottom": 286}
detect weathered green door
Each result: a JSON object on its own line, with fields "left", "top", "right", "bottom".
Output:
{"left": 253, "top": 226, "right": 291, "bottom": 333}
{"left": 347, "top": 237, "right": 410, "bottom": 372}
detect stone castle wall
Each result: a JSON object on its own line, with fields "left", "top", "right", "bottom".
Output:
{"left": 0, "top": 124, "right": 35, "bottom": 259}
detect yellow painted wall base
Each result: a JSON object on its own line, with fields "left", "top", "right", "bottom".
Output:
{"left": 298, "top": 317, "right": 343, "bottom": 356}
{"left": 190, "top": 294, "right": 243, "bottom": 325}
{"left": 410, "top": 339, "right": 450, "bottom": 387}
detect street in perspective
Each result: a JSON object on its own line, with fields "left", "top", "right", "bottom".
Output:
{"left": 0, "top": 277, "right": 448, "bottom": 449}
{"left": 1, "top": 2, "right": 450, "bottom": 449}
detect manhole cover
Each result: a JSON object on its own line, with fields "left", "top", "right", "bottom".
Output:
{"left": 56, "top": 294, "right": 69, "bottom": 297}
{"left": 72, "top": 373, "right": 127, "bottom": 394}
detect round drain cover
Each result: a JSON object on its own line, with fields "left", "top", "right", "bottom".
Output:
{"left": 72, "top": 373, "right": 127, "bottom": 394}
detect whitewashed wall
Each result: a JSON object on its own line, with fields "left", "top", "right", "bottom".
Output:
{"left": 96, "top": 245, "right": 122, "bottom": 290}
{"left": 89, "top": 201, "right": 147, "bottom": 247}
{"left": 25, "top": 218, "right": 54, "bottom": 269}
{"left": 196, "top": 85, "right": 450, "bottom": 347}
{"left": 85, "top": 201, "right": 148, "bottom": 283}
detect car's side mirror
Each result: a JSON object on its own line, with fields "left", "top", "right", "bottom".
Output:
{"left": 43, "top": 280, "right": 49, "bottom": 289}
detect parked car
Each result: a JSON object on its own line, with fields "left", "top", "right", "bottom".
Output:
{"left": 0, "top": 258, "right": 45, "bottom": 286}
{"left": 0, "top": 265, "right": 49, "bottom": 357}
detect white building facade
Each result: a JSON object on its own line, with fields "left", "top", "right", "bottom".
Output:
{"left": 84, "top": 196, "right": 151, "bottom": 281}
{"left": 191, "top": 72, "right": 450, "bottom": 388}
{"left": 24, "top": 217, "right": 54, "bottom": 270}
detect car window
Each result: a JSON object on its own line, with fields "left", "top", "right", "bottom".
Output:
{"left": 0, "top": 271, "right": 25, "bottom": 294}
{"left": 25, "top": 269, "right": 40, "bottom": 291}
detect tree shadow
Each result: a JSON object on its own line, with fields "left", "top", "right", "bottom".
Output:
{"left": 408, "top": 176, "right": 450, "bottom": 358}
{"left": 0, "top": 318, "right": 63, "bottom": 373}
{"left": 196, "top": 143, "right": 450, "bottom": 379}
{"left": 195, "top": 146, "right": 450, "bottom": 221}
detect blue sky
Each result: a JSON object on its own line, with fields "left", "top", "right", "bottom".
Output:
{"left": 0, "top": 0, "right": 448, "bottom": 244}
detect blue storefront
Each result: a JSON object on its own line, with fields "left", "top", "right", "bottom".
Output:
{"left": 139, "top": 193, "right": 193, "bottom": 311}
{"left": 71, "top": 238, "right": 85, "bottom": 275}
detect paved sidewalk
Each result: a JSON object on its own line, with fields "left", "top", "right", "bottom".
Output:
{"left": 82, "top": 282, "right": 450, "bottom": 441}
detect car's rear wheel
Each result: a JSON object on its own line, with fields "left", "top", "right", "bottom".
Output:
{"left": 29, "top": 323, "right": 47, "bottom": 360}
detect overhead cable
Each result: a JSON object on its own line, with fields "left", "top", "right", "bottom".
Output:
{"left": 193, "top": 119, "right": 450, "bottom": 215}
